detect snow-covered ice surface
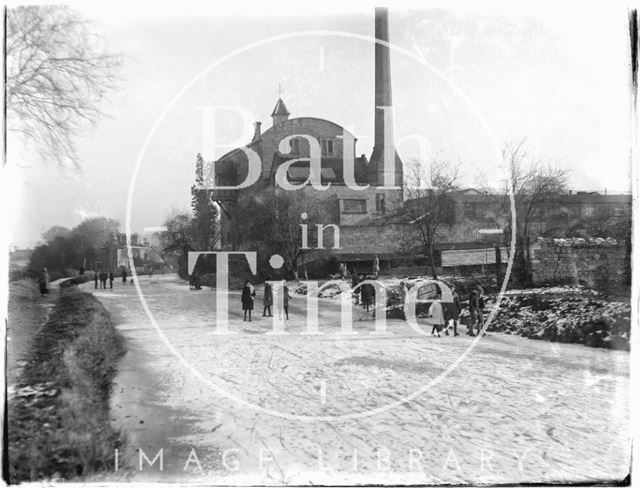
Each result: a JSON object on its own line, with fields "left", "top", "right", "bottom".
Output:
{"left": 89, "top": 275, "right": 630, "bottom": 484}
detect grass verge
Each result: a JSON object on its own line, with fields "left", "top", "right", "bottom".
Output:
{"left": 7, "top": 286, "right": 126, "bottom": 482}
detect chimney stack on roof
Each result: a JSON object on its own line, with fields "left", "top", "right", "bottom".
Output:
{"left": 252, "top": 121, "right": 262, "bottom": 141}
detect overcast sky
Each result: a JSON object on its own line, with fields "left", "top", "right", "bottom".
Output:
{"left": 5, "top": 0, "right": 633, "bottom": 248}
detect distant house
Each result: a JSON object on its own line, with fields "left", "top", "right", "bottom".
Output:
{"left": 9, "top": 248, "right": 33, "bottom": 272}
{"left": 446, "top": 189, "right": 632, "bottom": 239}
{"left": 112, "top": 233, "right": 166, "bottom": 273}
{"left": 400, "top": 188, "right": 632, "bottom": 271}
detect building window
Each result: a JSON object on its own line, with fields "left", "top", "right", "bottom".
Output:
{"left": 582, "top": 204, "right": 595, "bottom": 217}
{"left": 463, "top": 202, "right": 476, "bottom": 218}
{"left": 321, "top": 139, "right": 334, "bottom": 156}
{"left": 289, "top": 138, "right": 300, "bottom": 154}
{"left": 548, "top": 206, "right": 569, "bottom": 220}
{"left": 375, "top": 193, "right": 386, "bottom": 214}
{"left": 342, "top": 199, "right": 367, "bottom": 214}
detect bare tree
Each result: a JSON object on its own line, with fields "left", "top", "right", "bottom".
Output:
{"left": 235, "top": 189, "right": 338, "bottom": 281}
{"left": 159, "top": 212, "right": 196, "bottom": 279}
{"left": 402, "top": 156, "right": 460, "bottom": 279}
{"left": 6, "top": 6, "right": 121, "bottom": 171}
{"left": 480, "top": 139, "right": 569, "bottom": 283}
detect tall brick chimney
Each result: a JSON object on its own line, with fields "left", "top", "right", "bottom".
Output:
{"left": 368, "top": 7, "right": 403, "bottom": 189}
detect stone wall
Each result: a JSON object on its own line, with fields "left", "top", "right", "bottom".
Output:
{"left": 531, "top": 237, "right": 630, "bottom": 288}
{"left": 334, "top": 223, "right": 410, "bottom": 254}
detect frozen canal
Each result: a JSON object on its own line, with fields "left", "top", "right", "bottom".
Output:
{"left": 86, "top": 274, "right": 630, "bottom": 484}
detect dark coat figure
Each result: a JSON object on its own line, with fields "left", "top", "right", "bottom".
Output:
{"left": 476, "top": 287, "right": 486, "bottom": 335}
{"left": 241, "top": 281, "right": 255, "bottom": 321}
{"left": 94, "top": 271, "right": 98, "bottom": 289}
{"left": 451, "top": 291, "right": 462, "bottom": 320}
{"left": 79, "top": 266, "right": 85, "bottom": 276}
{"left": 280, "top": 282, "right": 291, "bottom": 320}
{"left": 443, "top": 288, "right": 462, "bottom": 336}
{"left": 361, "top": 282, "right": 374, "bottom": 311}
{"left": 39, "top": 268, "right": 49, "bottom": 295}
{"left": 121, "top": 268, "right": 127, "bottom": 284}
{"left": 351, "top": 273, "right": 360, "bottom": 305}
{"left": 263, "top": 282, "right": 273, "bottom": 317}
{"left": 99, "top": 271, "right": 108, "bottom": 289}
{"left": 468, "top": 290, "right": 480, "bottom": 336}
{"left": 452, "top": 290, "right": 462, "bottom": 335}
{"left": 109, "top": 271, "right": 114, "bottom": 289}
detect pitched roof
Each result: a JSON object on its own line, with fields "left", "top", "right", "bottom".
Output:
{"left": 452, "top": 188, "right": 485, "bottom": 195}
{"left": 271, "top": 98, "right": 290, "bottom": 116}
{"left": 566, "top": 193, "right": 631, "bottom": 203}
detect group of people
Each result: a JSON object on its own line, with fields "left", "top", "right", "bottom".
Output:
{"left": 238, "top": 271, "right": 489, "bottom": 336}
{"left": 426, "top": 285, "right": 486, "bottom": 338}
{"left": 94, "top": 268, "right": 128, "bottom": 289}
{"left": 350, "top": 274, "right": 377, "bottom": 311}
{"left": 241, "top": 280, "right": 291, "bottom": 322}
{"left": 36, "top": 266, "right": 131, "bottom": 294}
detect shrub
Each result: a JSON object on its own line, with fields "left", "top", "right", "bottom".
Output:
{"left": 198, "top": 273, "right": 216, "bottom": 288}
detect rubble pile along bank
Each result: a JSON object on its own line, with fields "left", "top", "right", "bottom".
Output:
{"left": 482, "top": 292, "right": 630, "bottom": 350}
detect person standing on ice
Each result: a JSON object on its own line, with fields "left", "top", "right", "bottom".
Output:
{"left": 468, "top": 289, "right": 480, "bottom": 336}
{"left": 449, "top": 286, "right": 462, "bottom": 336}
{"left": 263, "top": 282, "right": 273, "bottom": 317}
{"left": 351, "top": 272, "right": 361, "bottom": 305}
{"left": 476, "top": 286, "right": 486, "bottom": 335}
{"left": 429, "top": 297, "right": 445, "bottom": 338}
{"left": 99, "top": 270, "right": 108, "bottom": 289}
{"left": 39, "top": 267, "right": 50, "bottom": 295}
{"left": 241, "top": 280, "right": 255, "bottom": 322}
{"left": 280, "top": 280, "right": 291, "bottom": 320}
{"left": 361, "top": 282, "right": 373, "bottom": 311}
